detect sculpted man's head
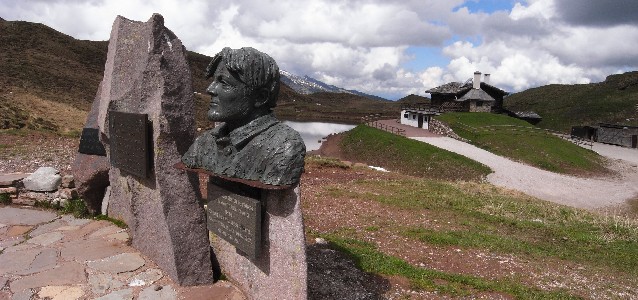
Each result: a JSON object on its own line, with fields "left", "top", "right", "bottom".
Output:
{"left": 182, "top": 46, "right": 305, "bottom": 186}
{"left": 205, "top": 47, "right": 280, "bottom": 128}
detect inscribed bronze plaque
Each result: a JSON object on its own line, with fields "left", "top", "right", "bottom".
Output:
{"left": 78, "top": 128, "right": 106, "bottom": 156}
{"left": 207, "top": 182, "right": 261, "bottom": 259}
{"left": 108, "top": 111, "right": 150, "bottom": 178}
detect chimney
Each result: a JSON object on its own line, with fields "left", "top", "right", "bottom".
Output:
{"left": 473, "top": 71, "right": 481, "bottom": 89}
{"left": 484, "top": 73, "right": 490, "bottom": 85}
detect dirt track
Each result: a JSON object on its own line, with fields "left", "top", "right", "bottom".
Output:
{"left": 411, "top": 136, "right": 638, "bottom": 210}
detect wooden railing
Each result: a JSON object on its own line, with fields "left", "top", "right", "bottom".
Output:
{"left": 367, "top": 121, "right": 406, "bottom": 136}
{"left": 401, "top": 104, "right": 442, "bottom": 114}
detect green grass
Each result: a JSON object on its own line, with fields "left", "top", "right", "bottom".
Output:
{"left": 61, "top": 198, "right": 90, "bottom": 219}
{"left": 436, "top": 112, "right": 607, "bottom": 174}
{"left": 0, "top": 193, "right": 11, "bottom": 205}
{"left": 323, "top": 234, "right": 578, "bottom": 299}
{"left": 321, "top": 177, "right": 638, "bottom": 277}
{"left": 305, "top": 156, "right": 352, "bottom": 169}
{"left": 0, "top": 128, "right": 30, "bottom": 136}
{"left": 94, "top": 215, "right": 128, "bottom": 229}
{"left": 339, "top": 125, "right": 492, "bottom": 181}
{"left": 59, "top": 129, "right": 82, "bottom": 138}
{"left": 505, "top": 72, "right": 638, "bottom": 131}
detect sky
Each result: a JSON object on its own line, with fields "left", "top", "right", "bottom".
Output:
{"left": 2, "top": 0, "right": 638, "bottom": 100}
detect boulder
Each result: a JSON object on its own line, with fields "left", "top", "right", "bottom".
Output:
{"left": 22, "top": 167, "right": 61, "bottom": 192}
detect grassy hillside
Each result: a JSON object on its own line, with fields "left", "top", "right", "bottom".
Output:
{"left": 337, "top": 125, "right": 492, "bottom": 181}
{"left": 436, "top": 112, "right": 608, "bottom": 175}
{"left": 396, "top": 94, "right": 430, "bottom": 105}
{"left": 505, "top": 71, "right": 638, "bottom": 131}
{"left": 0, "top": 19, "right": 108, "bottom": 133}
{"left": 303, "top": 159, "right": 638, "bottom": 298}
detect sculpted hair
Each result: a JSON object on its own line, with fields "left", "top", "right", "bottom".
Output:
{"left": 206, "top": 47, "right": 280, "bottom": 109}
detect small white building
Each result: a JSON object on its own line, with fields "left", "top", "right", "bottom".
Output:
{"left": 400, "top": 104, "right": 441, "bottom": 130}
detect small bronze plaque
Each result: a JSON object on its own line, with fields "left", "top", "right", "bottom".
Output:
{"left": 78, "top": 128, "right": 106, "bottom": 156}
{"left": 207, "top": 182, "right": 261, "bottom": 259}
{"left": 109, "top": 111, "right": 150, "bottom": 178}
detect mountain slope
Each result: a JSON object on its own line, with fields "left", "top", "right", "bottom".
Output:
{"left": 0, "top": 19, "right": 400, "bottom": 132}
{"left": 0, "top": 19, "right": 108, "bottom": 132}
{"left": 397, "top": 94, "right": 430, "bottom": 105}
{"left": 504, "top": 71, "right": 638, "bottom": 131}
{"left": 280, "top": 70, "right": 388, "bottom": 101}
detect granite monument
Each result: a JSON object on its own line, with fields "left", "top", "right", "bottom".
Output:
{"left": 180, "top": 47, "right": 308, "bottom": 299}
{"left": 96, "top": 14, "right": 213, "bottom": 286}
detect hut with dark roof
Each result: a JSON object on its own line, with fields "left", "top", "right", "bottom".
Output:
{"left": 426, "top": 71, "right": 509, "bottom": 112}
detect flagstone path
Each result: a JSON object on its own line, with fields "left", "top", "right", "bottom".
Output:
{"left": 0, "top": 206, "right": 244, "bottom": 300}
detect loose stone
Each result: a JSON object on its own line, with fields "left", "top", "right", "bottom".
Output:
{"left": 22, "top": 167, "right": 62, "bottom": 192}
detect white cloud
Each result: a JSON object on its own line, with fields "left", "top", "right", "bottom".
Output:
{"left": 510, "top": 0, "right": 555, "bottom": 21}
{"left": 234, "top": 1, "right": 450, "bottom": 47}
{"left": 1, "top": 0, "right": 637, "bottom": 99}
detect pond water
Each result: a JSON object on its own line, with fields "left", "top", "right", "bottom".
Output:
{"left": 283, "top": 121, "right": 356, "bottom": 151}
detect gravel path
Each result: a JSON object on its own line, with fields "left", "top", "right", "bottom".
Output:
{"left": 411, "top": 137, "right": 638, "bottom": 210}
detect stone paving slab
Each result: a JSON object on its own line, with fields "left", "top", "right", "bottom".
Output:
{"left": 89, "top": 272, "right": 126, "bottom": 295}
{"left": 5, "top": 225, "right": 32, "bottom": 237}
{"left": 27, "top": 231, "right": 63, "bottom": 246}
{"left": 29, "top": 218, "right": 67, "bottom": 237}
{"left": 139, "top": 284, "right": 177, "bottom": 300}
{"left": 11, "top": 288, "right": 33, "bottom": 300}
{"left": 0, "top": 207, "right": 57, "bottom": 225}
{"left": 0, "top": 206, "right": 246, "bottom": 299}
{"left": 38, "top": 285, "right": 85, "bottom": 300}
{"left": 96, "top": 288, "right": 134, "bottom": 300}
{"left": 60, "top": 237, "right": 130, "bottom": 262}
{"left": 0, "top": 248, "right": 40, "bottom": 274}
{"left": 0, "top": 173, "right": 30, "bottom": 187}
{"left": 88, "top": 253, "right": 146, "bottom": 274}
{"left": 10, "top": 261, "right": 87, "bottom": 291}
{"left": 14, "top": 248, "right": 59, "bottom": 276}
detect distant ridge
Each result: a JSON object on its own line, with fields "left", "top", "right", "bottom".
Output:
{"left": 397, "top": 94, "right": 430, "bottom": 104}
{"left": 280, "top": 70, "right": 388, "bottom": 102}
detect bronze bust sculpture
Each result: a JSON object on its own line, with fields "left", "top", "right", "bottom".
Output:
{"left": 182, "top": 47, "right": 305, "bottom": 186}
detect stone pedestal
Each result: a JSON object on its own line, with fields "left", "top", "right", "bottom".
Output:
{"left": 97, "top": 14, "right": 213, "bottom": 285}
{"left": 209, "top": 182, "right": 307, "bottom": 300}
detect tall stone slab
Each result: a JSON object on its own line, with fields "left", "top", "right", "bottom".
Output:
{"left": 97, "top": 14, "right": 213, "bottom": 285}
{"left": 209, "top": 185, "right": 307, "bottom": 299}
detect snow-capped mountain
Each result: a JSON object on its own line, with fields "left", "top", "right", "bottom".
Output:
{"left": 280, "top": 70, "right": 387, "bottom": 101}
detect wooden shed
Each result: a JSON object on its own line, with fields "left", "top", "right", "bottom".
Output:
{"left": 596, "top": 123, "right": 638, "bottom": 148}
